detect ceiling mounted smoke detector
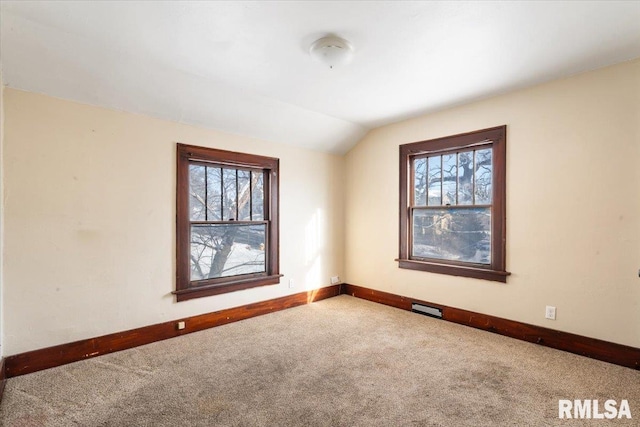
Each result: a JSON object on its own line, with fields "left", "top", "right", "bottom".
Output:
{"left": 309, "top": 35, "right": 354, "bottom": 69}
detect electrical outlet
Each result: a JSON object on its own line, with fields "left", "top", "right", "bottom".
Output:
{"left": 545, "top": 306, "right": 556, "bottom": 320}
{"left": 288, "top": 279, "right": 294, "bottom": 288}
{"left": 177, "top": 321, "right": 186, "bottom": 330}
{"left": 331, "top": 276, "right": 340, "bottom": 284}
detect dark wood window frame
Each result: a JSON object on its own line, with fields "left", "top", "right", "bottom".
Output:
{"left": 398, "top": 126, "right": 510, "bottom": 282}
{"left": 175, "top": 143, "right": 281, "bottom": 302}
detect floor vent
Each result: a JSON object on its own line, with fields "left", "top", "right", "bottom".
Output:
{"left": 411, "top": 303, "right": 443, "bottom": 319}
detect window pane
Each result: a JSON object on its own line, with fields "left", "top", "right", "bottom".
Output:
{"left": 237, "top": 170, "right": 251, "bottom": 221}
{"left": 414, "top": 158, "right": 427, "bottom": 206}
{"left": 475, "top": 148, "right": 492, "bottom": 205}
{"left": 222, "top": 168, "right": 237, "bottom": 221}
{"left": 457, "top": 151, "right": 473, "bottom": 205}
{"left": 427, "top": 155, "right": 442, "bottom": 206}
{"left": 412, "top": 208, "right": 491, "bottom": 264}
{"left": 251, "top": 171, "right": 264, "bottom": 220}
{"left": 189, "top": 164, "right": 206, "bottom": 221}
{"left": 442, "top": 154, "right": 457, "bottom": 205}
{"left": 190, "top": 223, "right": 266, "bottom": 281}
{"left": 206, "top": 167, "right": 222, "bottom": 221}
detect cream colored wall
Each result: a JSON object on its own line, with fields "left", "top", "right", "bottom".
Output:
{"left": 2, "top": 89, "right": 344, "bottom": 355}
{"left": 3, "top": 60, "right": 639, "bottom": 356}
{"left": 345, "top": 59, "right": 640, "bottom": 347}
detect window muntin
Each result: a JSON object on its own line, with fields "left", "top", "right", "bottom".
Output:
{"left": 399, "top": 126, "right": 508, "bottom": 282}
{"left": 411, "top": 147, "right": 492, "bottom": 265}
{"left": 176, "top": 144, "right": 280, "bottom": 301}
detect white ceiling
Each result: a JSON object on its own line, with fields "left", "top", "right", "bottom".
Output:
{"left": 1, "top": 1, "right": 640, "bottom": 154}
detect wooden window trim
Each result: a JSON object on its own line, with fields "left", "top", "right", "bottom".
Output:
{"left": 175, "top": 143, "right": 281, "bottom": 302}
{"left": 398, "top": 126, "right": 509, "bottom": 283}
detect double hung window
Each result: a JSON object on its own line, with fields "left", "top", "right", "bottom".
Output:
{"left": 175, "top": 144, "right": 281, "bottom": 301}
{"left": 398, "top": 126, "right": 509, "bottom": 282}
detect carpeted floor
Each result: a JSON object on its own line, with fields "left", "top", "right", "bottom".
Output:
{"left": 1, "top": 295, "right": 638, "bottom": 426}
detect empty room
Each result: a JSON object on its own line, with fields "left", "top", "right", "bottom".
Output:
{"left": 0, "top": 1, "right": 639, "bottom": 426}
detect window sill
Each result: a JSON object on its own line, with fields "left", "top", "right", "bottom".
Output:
{"left": 173, "top": 274, "right": 283, "bottom": 302}
{"left": 397, "top": 259, "right": 510, "bottom": 283}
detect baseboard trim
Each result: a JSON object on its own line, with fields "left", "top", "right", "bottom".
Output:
{"left": 341, "top": 284, "right": 640, "bottom": 370}
{"left": 5, "top": 285, "right": 341, "bottom": 378}
{"left": 7, "top": 282, "right": 637, "bottom": 378}
{"left": 0, "top": 358, "right": 6, "bottom": 402}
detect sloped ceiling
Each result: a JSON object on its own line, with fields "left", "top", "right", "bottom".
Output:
{"left": 1, "top": 1, "right": 639, "bottom": 153}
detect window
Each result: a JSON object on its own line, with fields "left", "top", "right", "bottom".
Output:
{"left": 175, "top": 144, "right": 281, "bottom": 301}
{"left": 398, "top": 126, "right": 509, "bottom": 282}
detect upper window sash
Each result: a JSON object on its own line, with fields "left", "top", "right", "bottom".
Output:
{"left": 411, "top": 145, "right": 493, "bottom": 209}
{"left": 188, "top": 163, "right": 266, "bottom": 223}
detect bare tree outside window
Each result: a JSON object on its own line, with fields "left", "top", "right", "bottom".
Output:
{"left": 188, "top": 165, "right": 266, "bottom": 281}
{"left": 412, "top": 148, "right": 492, "bottom": 264}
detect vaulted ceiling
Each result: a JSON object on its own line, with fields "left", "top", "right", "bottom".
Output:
{"left": 2, "top": 1, "right": 639, "bottom": 153}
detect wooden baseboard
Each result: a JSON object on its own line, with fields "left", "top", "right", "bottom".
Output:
{"left": 0, "top": 358, "right": 6, "bottom": 403}
{"left": 341, "top": 284, "right": 640, "bottom": 370}
{"left": 6, "top": 282, "right": 637, "bottom": 378}
{"left": 5, "top": 285, "right": 341, "bottom": 378}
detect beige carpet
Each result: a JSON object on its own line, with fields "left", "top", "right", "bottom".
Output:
{"left": 1, "top": 295, "right": 638, "bottom": 426}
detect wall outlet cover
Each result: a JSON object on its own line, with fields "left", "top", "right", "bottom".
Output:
{"left": 545, "top": 306, "right": 556, "bottom": 320}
